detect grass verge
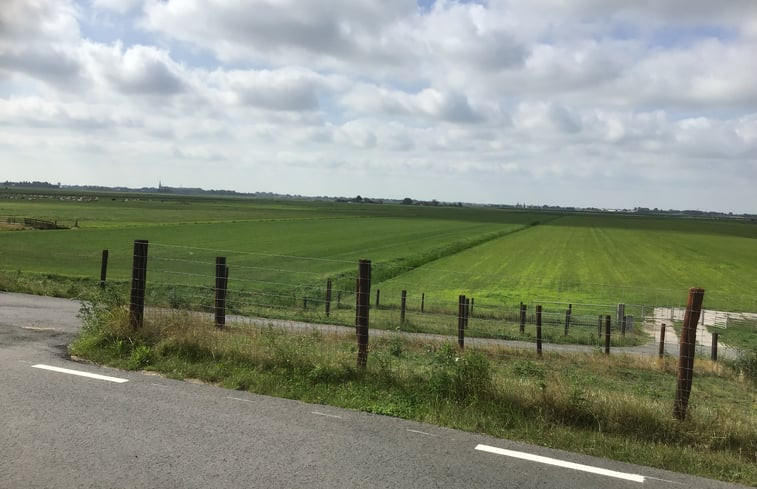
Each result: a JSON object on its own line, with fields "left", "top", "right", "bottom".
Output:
{"left": 69, "top": 291, "right": 756, "bottom": 486}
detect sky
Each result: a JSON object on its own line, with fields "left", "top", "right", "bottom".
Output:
{"left": 1, "top": 1, "right": 756, "bottom": 213}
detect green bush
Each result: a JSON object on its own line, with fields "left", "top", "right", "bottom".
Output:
{"left": 427, "top": 345, "right": 492, "bottom": 402}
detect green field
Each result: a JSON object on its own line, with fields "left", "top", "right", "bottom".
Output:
{"left": 5, "top": 189, "right": 757, "bottom": 485}
{"left": 376, "top": 215, "right": 757, "bottom": 312}
{"left": 2, "top": 190, "right": 756, "bottom": 321}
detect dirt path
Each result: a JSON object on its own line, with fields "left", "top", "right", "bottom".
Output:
{"left": 1, "top": 292, "right": 744, "bottom": 361}
{"left": 650, "top": 308, "right": 745, "bottom": 358}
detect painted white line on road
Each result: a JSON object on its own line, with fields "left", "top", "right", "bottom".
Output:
{"left": 311, "top": 411, "right": 342, "bottom": 419}
{"left": 32, "top": 364, "right": 128, "bottom": 383}
{"left": 475, "top": 444, "right": 645, "bottom": 483}
{"left": 406, "top": 429, "right": 436, "bottom": 437}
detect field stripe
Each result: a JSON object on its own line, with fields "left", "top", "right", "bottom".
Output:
{"left": 32, "top": 364, "right": 129, "bottom": 383}
{"left": 475, "top": 444, "right": 645, "bottom": 483}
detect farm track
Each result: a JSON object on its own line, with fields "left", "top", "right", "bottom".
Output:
{"left": 183, "top": 309, "right": 742, "bottom": 360}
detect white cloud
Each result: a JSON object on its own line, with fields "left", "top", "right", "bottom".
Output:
{"left": 104, "top": 44, "right": 186, "bottom": 95}
{"left": 92, "top": 0, "right": 143, "bottom": 14}
{"left": 0, "top": 0, "right": 755, "bottom": 212}
{"left": 218, "top": 68, "right": 333, "bottom": 112}
{"left": 341, "top": 84, "right": 487, "bottom": 124}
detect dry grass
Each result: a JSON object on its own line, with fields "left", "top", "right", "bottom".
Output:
{"left": 70, "top": 303, "right": 757, "bottom": 485}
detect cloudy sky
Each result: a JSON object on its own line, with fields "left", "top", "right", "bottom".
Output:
{"left": 1, "top": 1, "right": 756, "bottom": 212}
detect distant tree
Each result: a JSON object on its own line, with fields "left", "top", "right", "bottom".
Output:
{"left": 354, "top": 195, "right": 363, "bottom": 203}
{"left": 401, "top": 197, "right": 413, "bottom": 205}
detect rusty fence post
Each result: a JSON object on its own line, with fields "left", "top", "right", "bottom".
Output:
{"left": 536, "top": 305, "right": 542, "bottom": 356}
{"left": 674, "top": 288, "right": 705, "bottom": 421}
{"left": 355, "top": 259, "right": 371, "bottom": 369}
{"left": 564, "top": 304, "right": 572, "bottom": 336}
{"left": 421, "top": 292, "right": 425, "bottom": 313}
{"left": 457, "top": 295, "right": 466, "bottom": 349}
{"left": 129, "top": 240, "right": 148, "bottom": 329}
{"left": 375, "top": 289, "right": 380, "bottom": 309}
{"left": 519, "top": 302, "right": 526, "bottom": 334}
{"left": 659, "top": 324, "right": 666, "bottom": 358}
{"left": 325, "top": 278, "right": 332, "bottom": 317}
{"left": 711, "top": 332, "right": 719, "bottom": 362}
{"left": 99, "top": 249, "right": 109, "bottom": 289}
{"left": 214, "top": 257, "right": 227, "bottom": 328}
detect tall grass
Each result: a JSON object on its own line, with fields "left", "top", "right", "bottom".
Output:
{"left": 70, "top": 292, "right": 757, "bottom": 486}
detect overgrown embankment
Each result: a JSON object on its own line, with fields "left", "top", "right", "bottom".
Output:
{"left": 69, "top": 291, "right": 757, "bottom": 486}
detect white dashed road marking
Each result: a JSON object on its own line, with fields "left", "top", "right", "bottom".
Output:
{"left": 311, "top": 411, "right": 342, "bottom": 419}
{"left": 32, "top": 364, "right": 129, "bottom": 383}
{"left": 475, "top": 444, "right": 646, "bottom": 483}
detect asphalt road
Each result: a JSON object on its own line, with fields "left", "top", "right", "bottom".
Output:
{"left": 0, "top": 292, "right": 749, "bottom": 488}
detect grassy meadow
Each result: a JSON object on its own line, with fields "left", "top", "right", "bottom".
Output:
{"left": 4, "top": 189, "right": 757, "bottom": 485}
{"left": 2, "top": 189, "right": 756, "bottom": 341}
{"left": 2, "top": 190, "right": 755, "bottom": 310}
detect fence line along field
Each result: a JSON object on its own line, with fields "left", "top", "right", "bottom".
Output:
{"left": 3, "top": 189, "right": 757, "bottom": 485}
{"left": 1, "top": 189, "right": 756, "bottom": 320}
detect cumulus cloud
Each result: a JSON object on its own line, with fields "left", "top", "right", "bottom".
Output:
{"left": 142, "top": 0, "right": 415, "bottom": 67}
{"left": 0, "top": 0, "right": 83, "bottom": 85}
{"left": 342, "top": 84, "right": 486, "bottom": 124}
{"left": 0, "top": 0, "right": 755, "bottom": 212}
{"left": 218, "top": 68, "right": 330, "bottom": 112}
{"left": 103, "top": 44, "right": 186, "bottom": 95}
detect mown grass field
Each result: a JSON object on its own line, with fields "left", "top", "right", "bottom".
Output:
{"left": 375, "top": 215, "right": 757, "bottom": 312}
{"left": 2, "top": 189, "right": 756, "bottom": 324}
{"left": 5, "top": 189, "right": 757, "bottom": 484}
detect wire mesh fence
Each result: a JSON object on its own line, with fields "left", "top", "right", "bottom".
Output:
{"left": 94, "top": 240, "right": 750, "bottom": 366}
{"left": 2, "top": 238, "right": 754, "bottom": 428}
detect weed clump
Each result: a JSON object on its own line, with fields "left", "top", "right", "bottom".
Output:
{"left": 728, "top": 350, "right": 757, "bottom": 383}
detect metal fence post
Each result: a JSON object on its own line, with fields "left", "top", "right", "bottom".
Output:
{"left": 519, "top": 303, "right": 526, "bottom": 334}
{"left": 356, "top": 260, "right": 371, "bottom": 368}
{"left": 604, "top": 315, "right": 611, "bottom": 355}
{"left": 325, "top": 278, "right": 332, "bottom": 317}
{"left": 400, "top": 290, "right": 407, "bottom": 323}
{"left": 457, "top": 295, "right": 466, "bottom": 350}
{"left": 536, "top": 305, "right": 542, "bottom": 356}
{"left": 129, "top": 240, "right": 148, "bottom": 329}
{"left": 214, "top": 257, "right": 227, "bottom": 328}
{"left": 99, "top": 249, "right": 109, "bottom": 289}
